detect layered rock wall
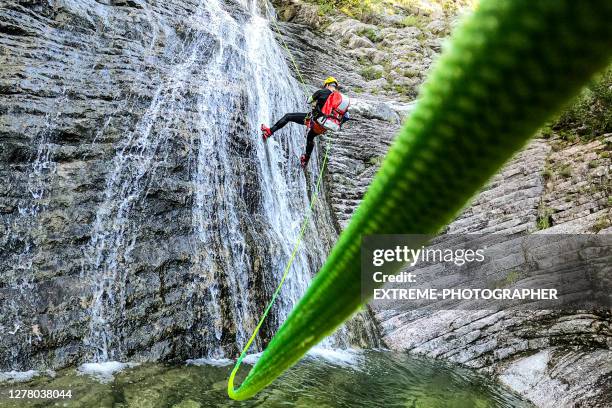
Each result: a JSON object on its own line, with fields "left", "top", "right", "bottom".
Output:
{"left": 0, "top": 0, "right": 379, "bottom": 371}
{"left": 272, "top": 3, "right": 611, "bottom": 406}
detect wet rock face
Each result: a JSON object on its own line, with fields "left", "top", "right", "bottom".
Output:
{"left": 1, "top": 0, "right": 381, "bottom": 372}
{"left": 0, "top": 0, "right": 240, "bottom": 370}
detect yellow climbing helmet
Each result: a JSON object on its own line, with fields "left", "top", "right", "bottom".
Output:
{"left": 323, "top": 76, "right": 339, "bottom": 87}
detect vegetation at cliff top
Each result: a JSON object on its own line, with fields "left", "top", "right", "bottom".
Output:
{"left": 310, "top": 0, "right": 477, "bottom": 21}
{"left": 553, "top": 65, "right": 612, "bottom": 139}
{"left": 538, "top": 64, "right": 611, "bottom": 141}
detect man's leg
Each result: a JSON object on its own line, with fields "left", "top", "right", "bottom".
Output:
{"left": 301, "top": 128, "right": 318, "bottom": 167}
{"left": 270, "top": 112, "right": 308, "bottom": 134}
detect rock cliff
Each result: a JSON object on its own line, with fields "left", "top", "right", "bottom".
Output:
{"left": 271, "top": 1, "right": 611, "bottom": 406}
{"left": 0, "top": 0, "right": 378, "bottom": 372}
{"left": 0, "top": 0, "right": 609, "bottom": 405}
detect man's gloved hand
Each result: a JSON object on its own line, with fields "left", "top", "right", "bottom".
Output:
{"left": 340, "top": 111, "right": 350, "bottom": 129}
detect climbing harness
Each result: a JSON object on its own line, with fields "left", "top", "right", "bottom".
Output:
{"left": 304, "top": 112, "right": 325, "bottom": 135}
{"left": 305, "top": 90, "right": 351, "bottom": 136}
{"left": 228, "top": 0, "right": 612, "bottom": 401}
{"left": 228, "top": 6, "right": 334, "bottom": 400}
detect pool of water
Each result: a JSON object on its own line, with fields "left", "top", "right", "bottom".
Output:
{"left": 0, "top": 350, "right": 532, "bottom": 407}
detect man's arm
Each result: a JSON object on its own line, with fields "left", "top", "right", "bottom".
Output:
{"left": 340, "top": 111, "right": 350, "bottom": 128}
{"left": 308, "top": 90, "right": 322, "bottom": 105}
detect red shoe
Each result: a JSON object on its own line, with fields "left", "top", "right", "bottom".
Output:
{"left": 261, "top": 124, "right": 272, "bottom": 141}
{"left": 300, "top": 154, "right": 310, "bottom": 168}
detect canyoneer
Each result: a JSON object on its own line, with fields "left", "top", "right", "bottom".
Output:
{"left": 261, "top": 77, "right": 351, "bottom": 167}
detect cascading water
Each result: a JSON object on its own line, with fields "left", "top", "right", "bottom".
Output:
{"left": 80, "top": 0, "right": 342, "bottom": 362}
{"left": 187, "top": 0, "right": 343, "bottom": 356}
{"left": 0, "top": 0, "right": 357, "bottom": 371}
{"left": 1, "top": 95, "right": 63, "bottom": 353}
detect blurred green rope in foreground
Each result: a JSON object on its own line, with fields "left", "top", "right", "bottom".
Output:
{"left": 229, "top": 0, "right": 612, "bottom": 400}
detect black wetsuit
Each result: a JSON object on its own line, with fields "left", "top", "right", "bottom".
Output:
{"left": 269, "top": 89, "right": 333, "bottom": 159}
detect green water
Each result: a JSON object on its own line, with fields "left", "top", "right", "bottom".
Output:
{"left": 0, "top": 350, "right": 532, "bottom": 407}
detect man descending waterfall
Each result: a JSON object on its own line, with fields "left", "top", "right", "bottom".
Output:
{"left": 261, "top": 77, "right": 350, "bottom": 167}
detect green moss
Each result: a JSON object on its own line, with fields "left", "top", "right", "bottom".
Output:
{"left": 559, "top": 164, "right": 572, "bottom": 178}
{"left": 494, "top": 270, "right": 521, "bottom": 288}
{"left": 317, "top": 2, "right": 336, "bottom": 16}
{"left": 401, "top": 14, "right": 429, "bottom": 30}
{"left": 542, "top": 167, "right": 553, "bottom": 180}
{"left": 536, "top": 206, "right": 554, "bottom": 230}
{"left": 402, "top": 68, "right": 420, "bottom": 78}
{"left": 359, "top": 27, "right": 382, "bottom": 43}
{"left": 361, "top": 66, "right": 383, "bottom": 80}
{"left": 310, "top": 0, "right": 376, "bottom": 20}
{"left": 417, "top": 32, "right": 429, "bottom": 43}
{"left": 357, "top": 55, "right": 369, "bottom": 66}
{"left": 588, "top": 160, "right": 599, "bottom": 168}
{"left": 369, "top": 156, "right": 385, "bottom": 166}
{"left": 592, "top": 215, "right": 611, "bottom": 232}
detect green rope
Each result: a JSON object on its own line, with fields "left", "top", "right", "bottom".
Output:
{"left": 227, "top": 137, "right": 331, "bottom": 399}
{"left": 230, "top": 0, "right": 612, "bottom": 400}
{"left": 268, "top": 4, "right": 311, "bottom": 97}
{"left": 227, "top": 8, "right": 332, "bottom": 399}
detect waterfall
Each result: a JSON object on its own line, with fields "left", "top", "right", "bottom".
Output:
{"left": 0, "top": 0, "right": 357, "bottom": 370}
{"left": 1, "top": 95, "right": 63, "bottom": 355}
{"left": 78, "top": 0, "right": 340, "bottom": 362}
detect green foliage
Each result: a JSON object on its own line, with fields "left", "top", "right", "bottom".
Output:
{"left": 592, "top": 214, "right": 611, "bottom": 232}
{"left": 494, "top": 270, "right": 521, "bottom": 288}
{"left": 359, "top": 27, "right": 382, "bottom": 43}
{"left": 558, "top": 130, "right": 578, "bottom": 143}
{"left": 316, "top": 2, "right": 336, "bottom": 15}
{"left": 308, "top": 0, "right": 478, "bottom": 22}
{"left": 356, "top": 55, "right": 369, "bottom": 66}
{"left": 538, "top": 125, "right": 553, "bottom": 139}
{"left": 383, "top": 81, "right": 417, "bottom": 98}
{"left": 536, "top": 207, "right": 554, "bottom": 230}
{"left": 312, "top": 0, "right": 376, "bottom": 19}
{"left": 368, "top": 156, "right": 385, "bottom": 166}
{"left": 360, "top": 66, "right": 383, "bottom": 80}
{"left": 401, "top": 14, "right": 428, "bottom": 29}
{"left": 553, "top": 65, "right": 612, "bottom": 138}
{"left": 402, "top": 68, "right": 420, "bottom": 78}
{"left": 542, "top": 166, "right": 552, "bottom": 180}
{"left": 559, "top": 164, "right": 572, "bottom": 178}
